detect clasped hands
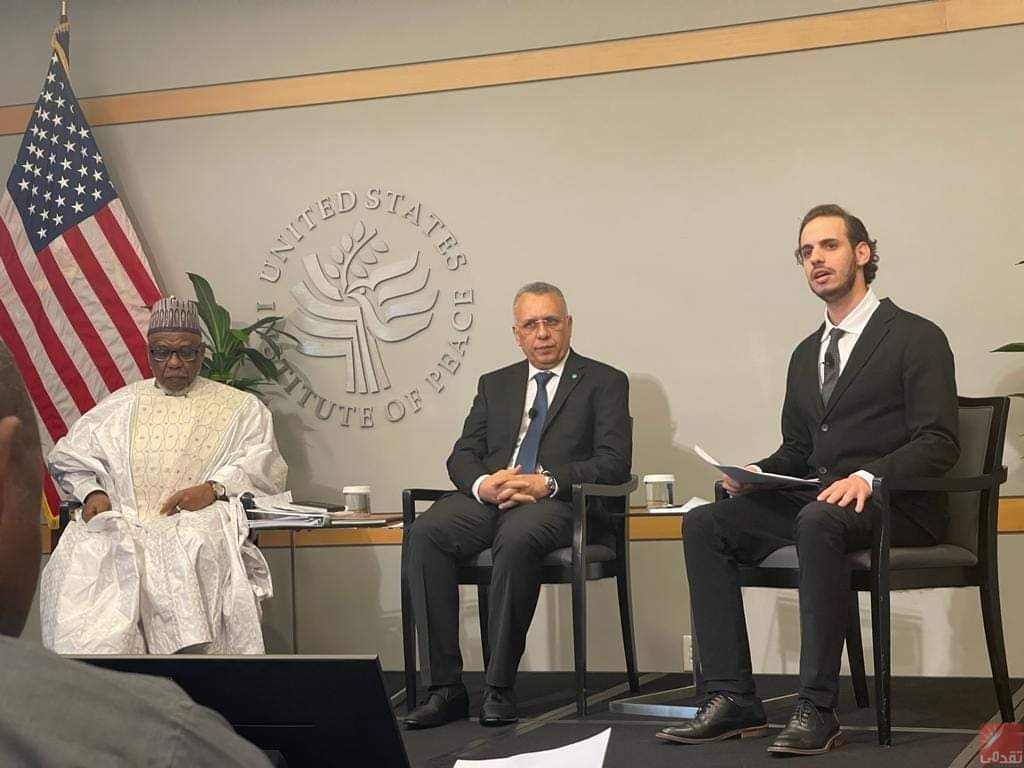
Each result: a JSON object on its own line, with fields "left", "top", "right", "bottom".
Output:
{"left": 81, "top": 483, "right": 219, "bottom": 522}
{"left": 479, "top": 466, "right": 550, "bottom": 510}
{"left": 723, "top": 468, "right": 872, "bottom": 513}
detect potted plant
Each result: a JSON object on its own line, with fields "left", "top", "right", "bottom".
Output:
{"left": 187, "top": 272, "right": 295, "bottom": 394}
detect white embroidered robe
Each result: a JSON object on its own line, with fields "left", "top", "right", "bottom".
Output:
{"left": 40, "top": 377, "right": 287, "bottom": 654}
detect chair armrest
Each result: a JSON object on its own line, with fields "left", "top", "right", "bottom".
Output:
{"left": 59, "top": 499, "right": 81, "bottom": 530}
{"left": 871, "top": 468, "right": 1007, "bottom": 495}
{"left": 401, "top": 488, "right": 451, "bottom": 525}
{"left": 571, "top": 475, "right": 639, "bottom": 508}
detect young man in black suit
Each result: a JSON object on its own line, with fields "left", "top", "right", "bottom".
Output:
{"left": 658, "top": 204, "right": 959, "bottom": 755}
{"left": 403, "top": 282, "right": 631, "bottom": 729}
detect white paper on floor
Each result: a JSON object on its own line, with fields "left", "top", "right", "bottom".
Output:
{"left": 453, "top": 727, "right": 610, "bottom": 768}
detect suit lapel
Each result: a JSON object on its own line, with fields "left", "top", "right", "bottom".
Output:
{"left": 506, "top": 361, "right": 530, "bottom": 444}
{"left": 541, "top": 351, "right": 583, "bottom": 438}
{"left": 822, "top": 299, "right": 896, "bottom": 417}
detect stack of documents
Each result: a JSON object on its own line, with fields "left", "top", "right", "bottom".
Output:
{"left": 245, "top": 492, "right": 331, "bottom": 529}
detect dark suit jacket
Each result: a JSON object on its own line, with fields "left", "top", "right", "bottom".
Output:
{"left": 756, "top": 298, "right": 960, "bottom": 541}
{"left": 446, "top": 349, "right": 632, "bottom": 502}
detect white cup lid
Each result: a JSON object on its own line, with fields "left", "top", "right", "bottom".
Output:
{"left": 642, "top": 474, "right": 676, "bottom": 483}
{"left": 342, "top": 485, "right": 371, "bottom": 494}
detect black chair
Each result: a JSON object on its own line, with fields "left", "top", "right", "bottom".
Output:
{"left": 698, "top": 395, "right": 1013, "bottom": 746}
{"left": 401, "top": 475, "right": 640, "bottom": 717}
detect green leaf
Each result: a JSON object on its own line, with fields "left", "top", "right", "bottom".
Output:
{"left": 992, "top": 343, "right": 1024, "bottom": 353}
{"left": 243, "top": 348, "right": 279, "bottom": 380}
{"left": 187, "top": 272, "right": 233, "bottom": 351}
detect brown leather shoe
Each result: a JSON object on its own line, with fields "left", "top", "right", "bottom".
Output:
{"left": 656, "top": 692, "right": 768, "bottom": 744}
{"left": 403, "top": 684, "right": 469, "bottom": 729}
{"left": 766, "top": 698, "right": 844, "bottom": 755}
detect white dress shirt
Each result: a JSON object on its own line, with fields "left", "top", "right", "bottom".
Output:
{"left": 820, "top": 288, "right": 881, "bottom": 490}
{"left": 472, "top": 356, "right": 566, "bottom": 502}
{"left": 751, "top": 289, "right": 882, "bottom": 492}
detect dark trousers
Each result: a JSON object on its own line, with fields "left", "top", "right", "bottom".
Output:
{"left": 404, "top": 491, "right": 574, "bottom": 689}
{"left": 684, "top": 488, "right": 935, "bottom": 709}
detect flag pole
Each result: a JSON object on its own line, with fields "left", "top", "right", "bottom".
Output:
{"left": 60, "top": 0, "right": 67, "bottom": 24}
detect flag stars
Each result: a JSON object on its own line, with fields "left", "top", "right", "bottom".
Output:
{"left": 55, "top": 97, "right": 65, "bottom": 109}
{"left": 77, "top": 165, "right": 88, "bottom": 177}
{"left": 64, "top": 140, "right": 75, "bottom": 152}
{"left": 91, "top": 189, "right": 102, "bottom": 201}
{"left": 93, "top": 170, "right": 103, "bottom": 182}
{"left": 39, "top": 110, "right": 50, "bottom": 122}
{"left": 55, "top": 196, "right": 65, "bottom": 207}
{"left": 60, "top": 158, "right": 72, "bottom": 171}
{"left": 43, "top": 191, "right": 52, "bottom": 202}
{"left": 17, "top": 180, "right": 29, "bottom": 192}
{"left": 27, "top": 204, "right": 36, "bottom": 214}
{"left": 54, "top": 214, "right": 63, "bottom": 226}
{"left": 41, "top": 210, "right": 49, "bottom": 221}
{"left": 79, "top": 144, "right": 89, "bottom": 156}
{"left": 42, "top": 91, "right": 53, "bottom": 103}
{"left": 53, "top": 115, "right": 63, "bottom": 127}
{"left": 46, "top": 72, "right": 56, "bottom": 84}
{"left": 74, "top": 183, "right": 85, "bottom": 196}
{"left": 93, "top": 152, "right": 102, "bottom": 163}
{"left": 20, "top": 160, "right": 33, "bottom": 174}
{"left": 37, "top": 228, "right": 46, "bottom": 239}
{"left": 58, "top": 176, "right": 68, "bottom": 188}
{"left": 45, "top": 172, "right": 53, "bottom": 183}
{"left": 72, "top": 201, "right": 84, "bottom": 214}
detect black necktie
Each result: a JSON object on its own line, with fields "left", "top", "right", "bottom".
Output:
{"left": 821, "top": 328, "right": 845, "bottom": 404}
{"left": 517, "top": 371, "right": 554, "bottom": 473}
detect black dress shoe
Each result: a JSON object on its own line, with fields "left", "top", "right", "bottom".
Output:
{"left": 767, "top": 698, "right": 844, "bottom": 755}
{"left": 479, "top": 686, "right": 518, "bottom": 726}
{"left": 403, "top": 684, "right": 469, "bottom": 729}
{"left": 657, "top": 692, "right": 768, "bottom": 744}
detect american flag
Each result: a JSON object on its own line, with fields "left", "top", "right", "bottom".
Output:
{"left": 0, "top": 23, "right": 161, "bottom": 526}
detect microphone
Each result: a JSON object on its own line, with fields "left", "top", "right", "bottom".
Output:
{"left": 528, "top": 408, "right": 538, "bottom": 419}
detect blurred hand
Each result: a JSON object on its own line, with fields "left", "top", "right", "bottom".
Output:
{"left": 817, "top": 475, "right": 872, "bottom": 513}
{"left": 722, "top": 466, "right": 761, "bottom": 497}
{"left": 478, "top": 467, "right": 524, "bottom": 505}
{"left": 82, "top": 491, "right": 111, "bottom": 522}
{"left": 495, "top": 474, "right": 548, "bottom": 510}
{"left": 160, "top": 483, "right": 218, "bottom": 516}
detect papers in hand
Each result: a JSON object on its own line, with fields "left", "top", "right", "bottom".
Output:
{"left": 694, "top": 445, "right": 819, "bottom": 488}
{"left": 454, "top": 727, "right": 610, "bottom": 767}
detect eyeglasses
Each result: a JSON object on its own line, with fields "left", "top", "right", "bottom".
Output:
{"left": 517, "top": 316, "right": 565, "bottom": 334}
{"left": 149, "top": 346, "right": 201, "bottom": 362}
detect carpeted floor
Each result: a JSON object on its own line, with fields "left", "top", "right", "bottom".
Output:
{"left": 384, "top": 672, "right": 1021, "bottom": 768}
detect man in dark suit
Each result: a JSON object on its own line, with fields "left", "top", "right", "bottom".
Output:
{"left": 403, "top": 281, "right": 631, "bottom": 729}
{"left": 658, "top": 204, "right": 959, "bottom": 755}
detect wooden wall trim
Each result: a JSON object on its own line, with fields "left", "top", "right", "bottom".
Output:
{"left": 2, "top": 0, "right": 1023, "bottom": 136}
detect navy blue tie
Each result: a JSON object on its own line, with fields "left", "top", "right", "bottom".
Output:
{"left": 516, "top": 371, "right": 554, "bottom": 473}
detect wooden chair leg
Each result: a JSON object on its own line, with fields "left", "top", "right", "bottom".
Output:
{"left": 572, "top": 568, "right": 588, "bottom": 716}
{"left": 870, "top": 579, "right": 892, "bottom": 745}
{"left": 980, "top": 583, "right": 1015, "bottom": 722}
{"left": 616, "top": 567, "right": 640, "bottom": 692}
{"left": 845, "top": 595, "right": 869, "bottom": 708}
{"left": 478, "top": 584, "right": 491, "bottom": 671}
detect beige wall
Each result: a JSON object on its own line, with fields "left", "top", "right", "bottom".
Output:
{"left": 4, "top": 1, "right": 1024, "bottom": 680}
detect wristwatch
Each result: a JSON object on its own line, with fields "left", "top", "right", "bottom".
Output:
{"left": 207, "top": 480, "right": 227, "bottom": 501}
{"left": 541, "top": 471, "right": 557, "bottom": 497}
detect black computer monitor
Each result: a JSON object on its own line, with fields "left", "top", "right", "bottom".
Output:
{"left": 71, "top": 654, "right": 409, "bottom": 768}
